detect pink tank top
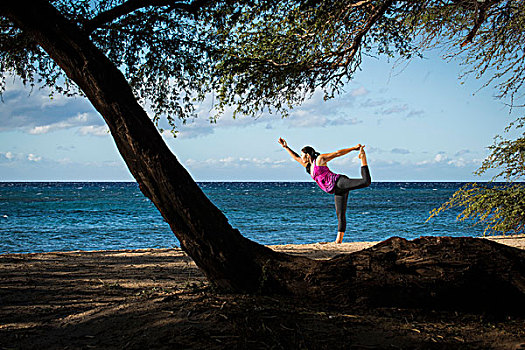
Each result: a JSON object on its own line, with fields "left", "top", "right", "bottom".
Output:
{"left": 311, "top": 161, "right": 340, "bottom": 194}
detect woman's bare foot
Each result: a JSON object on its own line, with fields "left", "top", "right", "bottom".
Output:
{"left": 358, "top": 145, "right": 367, "bottom": 166}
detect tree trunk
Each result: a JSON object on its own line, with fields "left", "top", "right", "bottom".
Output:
{"left": 2, "top": 0, "right": 524, "bottom": 313}
{"left": 0, "top": 0, "right": 306, "bottom": 292}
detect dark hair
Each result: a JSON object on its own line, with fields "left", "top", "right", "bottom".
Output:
{"left": 301, "top": 146, "right": 320, "bottom": 174}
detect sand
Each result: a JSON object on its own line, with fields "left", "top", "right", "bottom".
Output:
{"left": 1, "top": 235, "right": 524, "bottom": 349}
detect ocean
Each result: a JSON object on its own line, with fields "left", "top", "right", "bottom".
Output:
{"left": 0, "top": 182, "right": 489, "bottom": 254}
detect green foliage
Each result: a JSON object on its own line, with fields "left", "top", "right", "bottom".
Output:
{"left": 1, "top": 0, "right": 215, "bottom": 130}
{"left": 428, "top": 117, "right": 525, "bottom": 235}
{"left": 410, "top": 1, "right": 525, "bottom": 105}
{"left": 428, "top": 183, "right": 525, "bottom": 235}
{"left": 2, "top": 0, "right": 525, "bottom": 126}
{"left": 209, "top": 0, "right": 525, "bottom": 116}
{"left": 476, "top": 117, "right": 525, "bottom": 181}
{"left": 209, "top": 0, "right": 421, "bottom": 118}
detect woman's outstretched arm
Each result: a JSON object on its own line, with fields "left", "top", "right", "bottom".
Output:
{"left": 317, "top": 144, "right": 362, "bottom": 165}
{"left": 278, "top": 138, "right": 306, "bottom": 167}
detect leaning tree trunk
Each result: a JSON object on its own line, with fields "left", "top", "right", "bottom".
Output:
{"left": 2, "top": 0, "right": 524, "bottom": 313}
{"left": 0, "top": 0, "right": 305, "bottom": 292}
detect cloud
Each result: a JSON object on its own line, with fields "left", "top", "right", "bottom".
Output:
{"left": 416, "top": 152, "right": 447, "bottom": 165}
{"left": 454, "top": 149, "right": 471, "bottom": 157}
{"left": 0, "top": 156, "right": 133, "bottom": 181}
{"left": 27, "top": 153, "right": 42, "bottom": 162}
{"left": 434, "top": 153, "right": 448, "bottom": 163}
{"left": 286, "top": 113, "right": 328, "bottom": 128}
{"left": 169, "top": 87, "right": 365, "bottom": 139}
{"left": 366, "top": 146, "right": 386, "bottom": 154}
{"left": 350, "top": 86, "right": 369, "bottom": 96}
{"left": 0, "top": 151, "right": 23, "bottom": 162}
{"left": 0, "top": 80, "right": 106, "bottom": 135}
{"left": 360, "top": 95, "right": 424, "bottom": 120}
{"left": 331, "top": 155, "right": 361, "bottom": 167}
{"left": 2, "top": 151, "right": 47, "bottom": 163}
{"left": 360, "top": 98, "right": 392, "bottom": 108}
{"left": 56, "top": 145, "right": 76, "bottom": 152}
{"left": 406, "top": 109, "right": 424, "bottom": 118}
{"left": 391, "top": 148, "right": 410, "bottom": 154}
{"left": 447, "top": 159, "right": 466, "bottom": 167}
{"left": 368, "top": 157, "right": 489, "bottom": 181}
{"left": 285, "top": 113, "right": 363, "bottom": 128}
{"left": 326, "top": 117, "right": 362, "bottom": 126}
{"left": 413, "top": 152, "right": 483, "bottom": 169}
{"left": 77, "top": 125, "right": 109, "bottom": 136}
{"left": 186, "top": 157, "right": 288, "bottom": 169}
{"left": 380, "top": 104, "right": 409, "bottom": 115}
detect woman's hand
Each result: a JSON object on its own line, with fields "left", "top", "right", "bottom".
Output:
{"left": 278, "top": 137, "right": 288, "bottom": 148}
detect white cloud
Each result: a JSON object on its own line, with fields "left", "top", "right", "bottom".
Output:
{"left": 26, "top": 113, "right": 105, "bottom": 135}
{"left": 77, "top": 125, "right": 109, "bottom": 136}
{"left": 287, "top": 113, "right": 328, "bottom": 128}
{"left": 167, "top": 87, "right": 364, "bottom": 139}
{"left": 186, "top": 157, "right": 288, "bottom": 169}
{"left": 1, "top": 151, "right": 22, "bottom": 161}
{"left": 331, "top": 155, "right": 361, "bottom": 167}
{"left": 391, "top": 148, "right": 410, "bottom": 154}
{"left": 434, "top": 153, "right": 448, "bottom": 163}
{"left": 0, "top": 80, "right": 105, "bottom": 135}
{"left": 39, "top": 93, "right": 70, "bottom": 108}
{"left": 413, "top": 152, "right": 482, "bottom": 169}
{"left": 350, "top": 86, "right": 369, "bottom": 96}
{"left": 447, "top": 159, "right": 466, "bottom": 167}
{"left": 27, "top": 153, "right": 42, "bottom": 162}
{"left": 29, "top": 121, "right": 71, "bottom": 134}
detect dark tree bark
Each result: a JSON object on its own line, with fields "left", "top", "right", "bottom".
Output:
{"left": 1, "top": 0, "right": 524, "bottom": 313}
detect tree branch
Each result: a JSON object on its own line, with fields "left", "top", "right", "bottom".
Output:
{"left": 83, "top": 0, "right": 212, "bottom": 33}
{"left": 336, "top": 0, "right": 395, "bottom": 68}
{"left": 265, "top": 0, "right": 395, "bottom": 72}
{"left": 460, "top": 2, "right": 489, "bottom": 47}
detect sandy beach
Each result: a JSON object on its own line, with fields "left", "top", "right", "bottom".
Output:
{"left": 1, "top": 235, "right": 524, "bottom": 349}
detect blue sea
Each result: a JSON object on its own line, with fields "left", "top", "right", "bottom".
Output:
{"left": 0, "top": 182, "right": 489, "bottom": 254}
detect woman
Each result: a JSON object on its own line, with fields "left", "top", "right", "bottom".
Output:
{"left": 278, "top": 137, "right": 371, "bottom": 243}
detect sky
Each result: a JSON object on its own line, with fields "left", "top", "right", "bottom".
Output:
{"left": 0, "top": 51, "right": 520, "bottom": 182}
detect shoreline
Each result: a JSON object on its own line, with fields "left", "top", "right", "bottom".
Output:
{"left": 2, "top": 234, "right": 524, "bottom": 258}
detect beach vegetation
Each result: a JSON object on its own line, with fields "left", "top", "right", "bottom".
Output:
{"left": 429, "top": 117, "right": 525, "bottom": 234}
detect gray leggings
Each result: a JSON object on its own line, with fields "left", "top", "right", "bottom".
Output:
{"left": 333, "top": 165, "right": 371, "bottom": 232}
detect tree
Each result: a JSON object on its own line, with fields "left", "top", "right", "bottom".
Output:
{"left": 428, "top": 117, "right": 525, "bottom": 234}
{"left": 1, "top": 0, "right": 524, "bottom": 311}
{"left": 0, "top": 0, "right": 285, "bottom": 292}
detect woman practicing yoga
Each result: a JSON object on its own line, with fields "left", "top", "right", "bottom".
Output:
{"left": 278, "top": 138, "right": 371, "bottom": 243}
